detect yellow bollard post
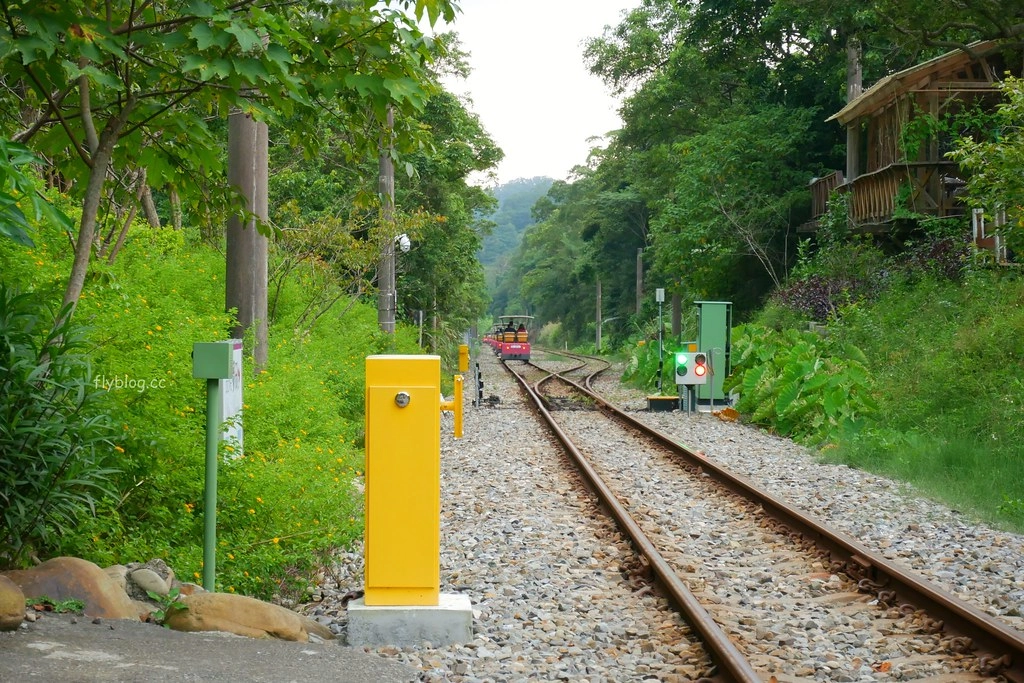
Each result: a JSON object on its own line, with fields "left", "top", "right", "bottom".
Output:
{"left": 351, "top": 354, "right": 473, "bottom": 647}
{"left": 458, "top": 344, "right": 469, "bottom": 373}
{"left": 440, "top": 374, "right": 463, "bottom": 439}
{"left": 364, "top": 355, "right": 441, "bottom": 606}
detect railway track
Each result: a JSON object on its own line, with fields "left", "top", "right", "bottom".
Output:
{"left": 501, "top": 350, "right": 1024, "bottom": 682}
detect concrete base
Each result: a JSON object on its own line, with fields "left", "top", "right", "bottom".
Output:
{"left": 347, "top": 593, "right": 473, "bottom": 647}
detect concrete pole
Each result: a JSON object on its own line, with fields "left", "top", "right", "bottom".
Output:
{"left": 636, "top": 248, "right": 643, "bottom": 315}
{"left": 378, "top": 107, "right": 396, "bottom": 333}
{"left": 225, "top": 110, "right": 269, "bottom": 371}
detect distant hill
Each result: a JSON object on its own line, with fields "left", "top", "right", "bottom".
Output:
{"left": 478, "top": 176, "right": 553, "bottom": 270}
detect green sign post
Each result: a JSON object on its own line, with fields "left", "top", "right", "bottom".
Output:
{"left": 191, "top": 342, "right": 234, "bottom": 591}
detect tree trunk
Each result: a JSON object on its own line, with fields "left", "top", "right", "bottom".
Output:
{"left": 61, "top": 99, "right": 136, "bottom": 317}
{"left": 225, "top": 110, "right": 269, "bottom": 371}
{"left": 845, "top": 37, "right": 863, "bottom": 181}
{"left": 635, "top": 247, "right": 643, "bottom": 315}
{"left": 141, "top": 182, "right": 161, "bottom": 228}
{"left": 671, "top": 293, "right": 681, "bottom": 339}
{"left": 169, "top": 186, "right": 183, "bottom": 230}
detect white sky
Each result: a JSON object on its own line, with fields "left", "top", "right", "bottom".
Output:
{"left": 437, "top": 0, "right": 640, "bottom": 184}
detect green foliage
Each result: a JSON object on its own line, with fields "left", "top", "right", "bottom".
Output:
{"left": 0, "top": 213, "right": 420, "bottom": 598}
{"left": 146, "top": 587, "right": 186, "bottom": 626}
{"left": 813, "top": 190, "right": 852, "bottom": 250}
{"left": 620, "top": 338, "right": 680, "bottom": 393}
{"left": 776, "top": 190, "right": 970, "bottom": 322}
{"left": 814, "top": 271, "right": 1024, "bottom": 528}
{"left": 0, "top": 0, "right": 462, "bottom": 312}
{"left": 479, "top": 177, "right": 552, "bottom": 272}
{"left": 500, "top": 181, "right": 595, "bottom": 344}
{"left": 0, "top": 285, "right": 120, "bottom": 567}
{"left": 723, "top": 323, "right": 877, "bottom": 445}
{"left": 899, "top": 99, "right": 1001, "bottom": 162}
{"left": 1, "top": 0, "right": 458, "bottom": 188}
{"left": 26, "top": 596, "right": 85, "bottom": 613}
{"left": 650, "top": 105, "right": 815, "bottom": 301}
{"left": 772, "top": 203, "right": 887, "bottom": 321}
{"left": 949, "top": 76, "right": 1024, "bottom": 256}
{"left": 997, "top": 495, "right": 1024, "bottom": 528}
{"left": 0, "top": 140, "right": 73, "bottom": 247}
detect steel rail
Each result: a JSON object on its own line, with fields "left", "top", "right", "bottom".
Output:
{"left": 541, "top": 354, "right": 1024, "bottom": 683}
{"left": 502, "top": 359, "right": 761, "bottom": 683}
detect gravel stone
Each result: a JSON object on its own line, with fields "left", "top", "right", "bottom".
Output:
{"left": 296, "top": 352, "right": 1024, "bottom": 682}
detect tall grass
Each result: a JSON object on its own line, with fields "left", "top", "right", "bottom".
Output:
{"left": 826, "top": 270, "right": 1024, "bottom": 530}
{"left": 0, "top": 211, "right": 420, "bottom": 599}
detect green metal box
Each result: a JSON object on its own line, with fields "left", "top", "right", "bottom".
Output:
{"left": 192, "top": 342, "right": 233, "bottom": 379}
{"left": 694, "top": 301, "right": 732, "bottom": 403}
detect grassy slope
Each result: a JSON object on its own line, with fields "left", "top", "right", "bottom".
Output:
{"left": 1, "top": 218, "right": 420, "bottom": 597}
{"left": 822, "top": 270, "right": 1024, "bottom": 530}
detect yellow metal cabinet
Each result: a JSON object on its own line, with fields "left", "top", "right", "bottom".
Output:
{"left": 364, "top": 355, "right": 441, "bottom": 606}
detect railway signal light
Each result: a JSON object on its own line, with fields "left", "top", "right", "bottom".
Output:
{"left": 693, "top": 352, "right": 708, "bottom": 380}
{"left": 674, "top": 351, "right": 709, "bottom": 385}
{"left": 674, "top": 351, "right": 689, "bottom": 384}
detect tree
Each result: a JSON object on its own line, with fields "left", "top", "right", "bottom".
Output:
{"left": 393, "top": 90, "right": 502, "bottom": 349}
{"left": 579, "top": 0, "right": 849, "bottom": 317}
{"left": 949, "top": 76, "right": 1024, "bottom": 255}
{"left": 0, "top": 0, "right": 457, "bottom": 320}
{"left": 0, "top": 140, "right": 72, "bottom": 247}
{"left": 225, "top": 109, "right": 268, "bottom": 367}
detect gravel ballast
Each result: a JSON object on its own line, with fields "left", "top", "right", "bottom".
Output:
{"left": 301, "top": 352, "right": 1024, "bottom": 682}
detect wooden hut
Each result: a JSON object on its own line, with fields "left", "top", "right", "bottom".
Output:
{"left": 807, "top": 40, "right": 1019, "bottom": 260}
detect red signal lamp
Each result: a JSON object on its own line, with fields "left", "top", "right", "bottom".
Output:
{"left": 693, "top": 353, "right": 707, "bottom": 377}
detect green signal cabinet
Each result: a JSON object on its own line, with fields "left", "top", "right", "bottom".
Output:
{"left": 694, "top": 301, "right": 732, "bottom": 404}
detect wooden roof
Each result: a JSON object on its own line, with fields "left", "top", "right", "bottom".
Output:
{"left": 827, "top": 40, "right": 1001, "bottom": 126}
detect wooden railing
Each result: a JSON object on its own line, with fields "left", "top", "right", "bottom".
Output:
{"left": 847, "top": 162, "right": 962, "bottom": 225}
{"left": 809, "top": 162, "right": 964, "bottom": 227}
{"left": 809, "top": 170, "right": 844, "bottom": 219}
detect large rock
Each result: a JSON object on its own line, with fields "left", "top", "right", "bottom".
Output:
{"left": 0, "top": 574, "right": 25, "bottom": 630}
{"left": 2, "top": 557, "right": 139, "bottom": 620}
{"left": 125, "top": 558, "right": 174, "bottom": 601}
{"left": 165, "top": 592, "right": 335, "bottom": 642}
{"left": 129, "top": 567, "right": 169, "bottom": 597}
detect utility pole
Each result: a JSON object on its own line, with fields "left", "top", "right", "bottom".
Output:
{"left": 846, "top": 37, "right": 863, "bottom": 181}
{"left": 595, "top": 278, "right": 602, "bottom": 352}
{"left": 377, "top": 107, "right": 396, "bottom": 333}
{"left": 671, "top": 292, "right": 681, "bottom": 339}
{"left": 225, "top": 108, "right": 269, "bottom": 371}
{"left": 656, "top": 288, "right": 665, "bottom": 391}
{"left": 636, "top": 248, "right": 643, "bottom": 315}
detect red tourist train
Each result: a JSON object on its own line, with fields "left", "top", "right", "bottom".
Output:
{"left": 483, "top": 315, "right": 532, "bottom": 361}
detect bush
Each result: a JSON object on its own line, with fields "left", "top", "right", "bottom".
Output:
{"left": 621, "top": 338, "right": 681, "bottom": 393}
{"left": 723, "top": 323, "right": 877, "bottom": 445}
{"left": 1, "top": 215, "right": 420, "bottom": 598}
{"left": 0, "top": 285, "right": 120, "bottom": 566}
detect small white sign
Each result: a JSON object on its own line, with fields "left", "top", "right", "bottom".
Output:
{"left": 219, "top": 339, "right": 244, "bottom": 458}
{"left": 655, "top": 288, "right": 665, "bottom": 303}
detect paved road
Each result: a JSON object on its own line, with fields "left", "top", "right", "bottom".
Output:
{"left": 0, "top": 612, "right": 418, "bottom": 682}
